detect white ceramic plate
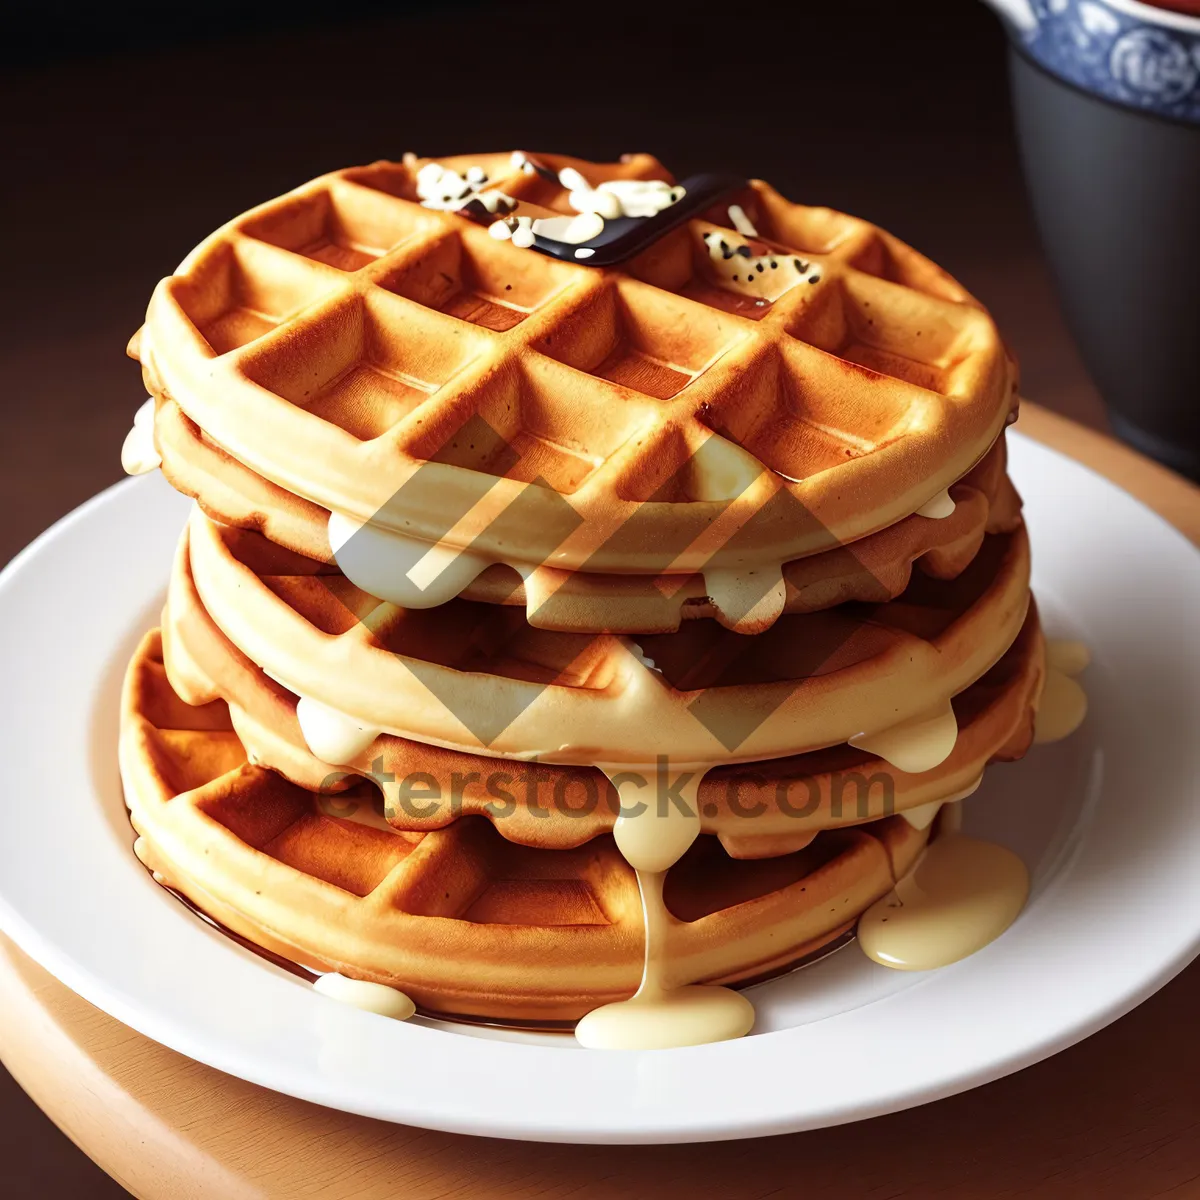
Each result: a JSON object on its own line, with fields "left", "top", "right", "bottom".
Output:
{"left": 0, "top": 432, "right": 1197, "bottom": 1144}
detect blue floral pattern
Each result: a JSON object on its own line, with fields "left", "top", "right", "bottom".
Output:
{"left": 1021, "top": 0, "right": 1200, "bottom": 122}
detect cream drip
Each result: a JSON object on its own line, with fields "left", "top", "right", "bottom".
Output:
{"left": 327, "top": 512, "right": 496, "bottom": 610}
{"left": 1034, "top": 638, "right": 1090, "bottom": 744}
{"left": 900, "top": 799, "right": 945, "bottom": 831}
{"left": 858, "top": 833, "right": 1030, "bottom": 971}
{"left": 122, "top": 398, "right": 161, "bottom": 476}
{"left": 574, "top": 766, "right": 754, "bottom": 1050}
{"left": 702, "top": 566, "right": 787, "bottom": 634}
{"left": 1034, "top": 672, "right": 1087, "bottom": 744}
{"left": 849, "top": 701, "right": 959, "bottom": 774}
{"left": 1046, "top": 639, "right": 1091, "bottom": 676}
{"left": 916, "top": 489, "right": 956, "bottom": 520}
{"left": 899, "top": 775, "right": 981, "bottom": 831}
{"left": 313, "top": 973, "right": 416, "bottom": 1020}
{"left": 295, "top": 696, "right": 381, "bottom": 765}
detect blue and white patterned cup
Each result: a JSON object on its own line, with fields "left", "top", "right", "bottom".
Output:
{"left": 985, "top": 0, "right": 1200, "bottom": 479}
{"left": 989, "top": 0, "right": 1200, "bottom": 122}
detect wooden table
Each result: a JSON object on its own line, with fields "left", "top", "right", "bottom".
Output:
{"left": 0, "top": 404, "right": 1197, "bottom": 1199}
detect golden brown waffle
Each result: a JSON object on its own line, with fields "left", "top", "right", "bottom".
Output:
{"left": 181, "top": 506, "right": 1031, "bottom": 768}
{"left": 163, "top": 536, "right": 1044, "bottom": 856}
{"left": 121, "top": 630, "right": 932, "bottom": 1023}
{"left": 132, "top": 152, "right": 1018, "bottom": 589}
{"left": 154, "top": 394, "right": 1022, "bottom": 634}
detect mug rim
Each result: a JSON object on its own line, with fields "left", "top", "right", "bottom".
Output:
{"left": 1086, "top": 0, "right": 1200, "bottom": 34}
{"left": 1009, "top": 37, "right": 1200, "bottom": 130}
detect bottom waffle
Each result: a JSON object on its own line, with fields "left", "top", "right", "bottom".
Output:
{"left": 121, "top": 630, "right": 932, "bottom": 1023}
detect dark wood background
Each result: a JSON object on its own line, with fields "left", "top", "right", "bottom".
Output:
{"left": 0, "top": 1, "right": 1111, "bottom": 1193}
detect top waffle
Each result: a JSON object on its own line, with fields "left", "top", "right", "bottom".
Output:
{"left": 133, "top": 151, "right": 1018, "bottom": 583}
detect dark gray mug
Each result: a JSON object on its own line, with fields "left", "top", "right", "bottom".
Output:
{"left": 985, "top": 0, "right": 1200, "bottom": 480}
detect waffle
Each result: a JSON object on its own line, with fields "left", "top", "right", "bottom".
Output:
{"left": 154, "top": 394, "right": 1022, "bottom": 634}
{"left": 132, "top": 152, "right": 1018, "bottom": 600}
{"left": 163, "top": 548, "right": 1044, "bottom": 855}
{"left": 181, "top": 505, "right": 1031, "bottom": 768}
{"left": 121, "top": 629, "right": 932, "bottom": 1023}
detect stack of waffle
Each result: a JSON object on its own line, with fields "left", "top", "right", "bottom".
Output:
{"left": 118, "top": 152, "right": 1056, "bottom": 1040}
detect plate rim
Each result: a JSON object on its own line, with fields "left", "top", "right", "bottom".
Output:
{"left": 0, "top": 432, "right": 1198, "bottom": 1143}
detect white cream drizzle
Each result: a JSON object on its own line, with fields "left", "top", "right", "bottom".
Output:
{"left": 916, "top": 489, "right": 956, "bottom": 520}
{"left": 1034, "top": 638, "right": 1090, "bottom": 745}
{"left": 575, "top": 766, "right": 754, "bottom": 1050}
{"left": 327, "top": 512, "right": 497, "bottom": 609}
{"left": 849, "top": 701, "right": 959, "bottom": 774}
{"left": 313, "top": 973, "right": 416, "bottom": 1020}
{"left": 702, "top": 566, "right": 787, "bottom": 633}
{"left": 122, "top": 398, "right": 161, "bottom": 476}
{"left": 295, "top": 696, "right": 381, "bottom": 765}
{"left": 1046, "top": 639, "right": 1091, "bottom": 676}
{"left": 900, "top": 799, "right": 945, "bottom": 831}
{"left": 858, "top": 833, "right": 1030, "bottom": 971}
{"left": 899, "top": 776, "right": 981, "bottom": 831}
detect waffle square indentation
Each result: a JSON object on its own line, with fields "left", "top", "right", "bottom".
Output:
{"left": 697, "top": 342, "right": 924, "bottom": 481}
{"left": 375, "top": 228, "right": 575, "bottom": 333}
{"left": 532, "top": 280, "right": 745, "bottom": 401}
{"left": 239, "top": 291, "right": 488, "bottom": 441}
{"left": 172, "top": 239, "right": 337, "bottom": 356}
{"left": 239, "top": 183, "right": 430, "bottom": 273}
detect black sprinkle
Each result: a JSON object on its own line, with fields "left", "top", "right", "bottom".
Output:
{"left": 719, "top": 239, "right": 730, "bottom": 253}
{"left": 722, "top": 249, "right": 733, "bottom": 260}
{"left": 505, "top": 284, "right": 512, "bottom": 291}
{"left": 736, "top": 245, "right": 752, "bottom": 258}
{"left": 732, "top": 274, "right": 739, "bottom": 281}
{"left": 770, "top": 260, "right": 778, "bottom": 269}
{"left": 756, "top": 262, "right": 764, "bottom": 273}
{"left": 794, "top": 258, "right": 803, "bottom": 271}
{"left": 810, "top": 275, "right": 822, "bottom": 284}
